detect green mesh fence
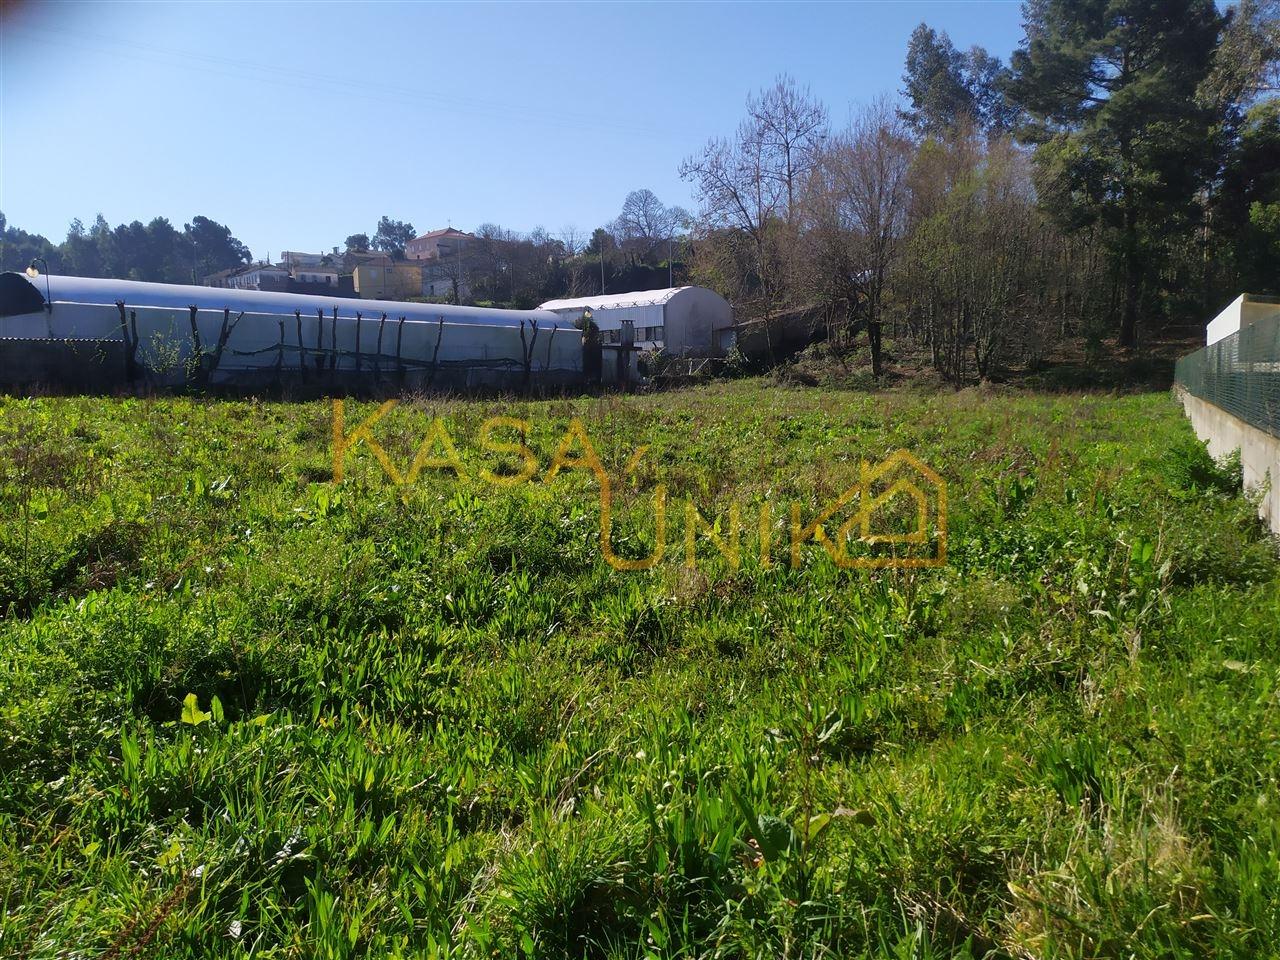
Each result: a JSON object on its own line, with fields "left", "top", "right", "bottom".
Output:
{"left": 1175, "top": 309, "right": 1280, "bottom": 440}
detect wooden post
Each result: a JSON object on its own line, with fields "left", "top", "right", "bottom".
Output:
{"left": 295, "top": 309, "right": 306, "bottom": 376}
{"left": 276, "top": 315, "right": 285, "bottom": 383}
{"left": 187, "top": 305, "right": 204, "bottom": 387}
{"left": 519, "top": 317, "right": 539, "bottom": 392}
{"left": 354, "top": 311, "right": 363, "bottom": 373}
{"left": 543, "top": 323, "right": 558, "bottom": 373}
{"left": 396, "top": 316, "right": 406, "bottom": 386}
{"left": 129, "top": 309, "right": 140, "bottom": 383}
{"left": 329, "top": 307, "right": 338, "bottom": 372}
{"left": 206, "top": 308, "right": 244, "bottom": 383}
{"left": 315, "top": 308, "right": 325, "bottom": 373}
{"left": 375, "top": 312, "right": 387, "bottom": 384}
{"left": 116, "top": 300, "right": 137, "bottom": 383}
{"left": 187, "top": 305, "right": 203, "bottom": 358}
{"left": 426, "top": 316, "right": 445, "bottom": 390}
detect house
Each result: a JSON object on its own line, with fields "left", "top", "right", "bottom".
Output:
{"left": 338, "top": 249, "right": 386, "bottom": 274}
{"left": 280, "top": 250, "right": 329, "bottom": 270}
{"left": 227, "top": 263, "right": 289, "bottom": 292}
{"left": 420, "top": 255, "right": 475, "bottom": 301}
{"left": 352, "top": 257, "right": 423, "bottom": 300}
{"left": 406, "top": 227, "right": 474, "bottom": 262}
{"left": 538, "top": 286, "right": 735, "bottom": 357}
{"left": 289, "top": 265, "right": 339, "bottom": 288}
{"left": 201, "top": 267, "right": 241, "bottom": 288}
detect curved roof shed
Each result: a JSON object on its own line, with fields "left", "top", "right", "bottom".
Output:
{"left": 0, "top": 273, "right": 580, "bottom": 387}
{"left": 539, "top": 286, "right": 733, "bottom": 356}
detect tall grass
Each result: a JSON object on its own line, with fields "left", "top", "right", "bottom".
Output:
{"left": 0, "top": 381, "right": 1276, "bottom": 958}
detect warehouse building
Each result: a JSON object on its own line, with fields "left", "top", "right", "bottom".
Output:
{"left": 539, "top": 286, "right": 735, "bottom": 357}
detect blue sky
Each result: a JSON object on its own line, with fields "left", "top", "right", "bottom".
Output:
{"left": 1, "top": 1, "right": 1026, "bottom": 260}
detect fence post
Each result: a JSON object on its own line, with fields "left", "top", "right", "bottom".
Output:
{"left": 354, "top": 311, "right": 363, "bottom": 373}
{"left": 427, "top": 317, "right": 445, "bottom": 390}
{"left": 116, "top": 300, "right": 138, "bottom": 383}
{"left": 375, "top": 312, "right": 387, "bottom": 386}
{"left": 315, "top": 308, "right": 325, "bottom": 373}
{"left": 396, "top": 316, "right": 406, "bottom": 386}
{"left": 296, "top": 309, "right": 306, "bottom": 377}
{"left": 276, "top": 315, "right": 285, "bottom": 384}
{"left": 329, "top": 307, "right": 338, "bottom": 373}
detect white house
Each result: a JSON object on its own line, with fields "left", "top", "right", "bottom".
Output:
{"left": 538, "top": 286, "right": 734, "bottom": 356}
{"left": 228, "top": 264, "right": 289, "bottom": 291}
{"left": 291, "top": 267, "right": 339, "bottom": 287}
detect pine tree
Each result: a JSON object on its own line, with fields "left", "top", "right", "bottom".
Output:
{"left": 900, "top": 24, "right": 973, "bottom": 136}
{"left": 1007, "top": 0, "right": 1225, "bottom": 347}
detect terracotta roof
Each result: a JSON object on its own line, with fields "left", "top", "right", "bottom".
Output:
{"left": 410, "top": 227, "right": 473, "bottom": 242}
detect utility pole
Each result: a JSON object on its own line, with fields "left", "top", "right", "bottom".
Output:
{"left": 600, "top": 248, "right": 606, "bottom": 296}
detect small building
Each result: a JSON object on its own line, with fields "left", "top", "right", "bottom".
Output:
{"left": 290, "top": 265, "right": 339, "bottom": 288}
{"left": 353, "top": 258, "right": 423, "bottom": 300}
{"left": 201, "top": 267, "right": 241, "bottom": 288}
{"left": 1206, "top": 293, "right": 1280, "bottom": 346}
{"left": 280, "top": 250, "right": 328, "bottom": 270}
{"left": 420, "top": 254, "right": 477, "bottom": 302}
{"left": 538, "top": 286, "right": 734, "bottom": 357}
{"left": 407, "top": 227, "right": 474, "bottom": 261}
{"left": 228, "top": 264, "right": 289, "bottom": 292}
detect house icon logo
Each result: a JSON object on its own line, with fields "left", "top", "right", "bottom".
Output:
{"left": 803, "top": 448, "right": 947, "bottom": 569}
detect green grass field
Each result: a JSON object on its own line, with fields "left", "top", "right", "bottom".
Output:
{"left": 2, "top": 380, "right": 1278, "bottom": 959}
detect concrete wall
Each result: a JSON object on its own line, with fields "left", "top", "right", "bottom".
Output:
{"left": 1178, "top": 387, "right": 1280, "bottom": 536}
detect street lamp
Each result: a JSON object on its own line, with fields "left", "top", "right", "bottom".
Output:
{"left": 25, "top": 258, "right": 52, "bottom": 312}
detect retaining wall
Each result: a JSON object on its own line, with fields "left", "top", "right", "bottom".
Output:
{"left": 1177, "top": 386, "right": 1280, "bottom": 536}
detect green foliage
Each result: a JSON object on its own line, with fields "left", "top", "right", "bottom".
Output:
{"left": 0, "top": 382, "right": 1277, "bottom": 957}
{"left": 900, "top": 23, "right": 1016, "bottom": 135}
{"left": 1006, "top": 0, "right": 1226, "bottom": 343}
{"left": 2, "top": 210, "right": 252, "bottom": 281}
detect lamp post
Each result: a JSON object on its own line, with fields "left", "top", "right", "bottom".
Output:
{"left": 25, "top": 258, "right": 52, "bottom": 312}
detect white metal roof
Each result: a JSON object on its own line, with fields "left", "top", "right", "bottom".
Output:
{"left": 20, "top": 274, "right": 556, "bottom": 328}
{"left": 539, "top": 287, "right": 692, "bottom": 312}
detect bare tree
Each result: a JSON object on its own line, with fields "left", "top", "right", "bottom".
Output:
{"left": 806, "top": 97, "right": 913, "bottom": 376}
{"left": 559, "top": 225, "right": 588, "bottom": 297}
{"left": 748, "top": 75, "right": 829, "bottom": 224}
{"left": 681, "top": 78, "right": 827, "bottom": 360}
{"left": 615, "top": 189, "right": 690, "bottom": 262}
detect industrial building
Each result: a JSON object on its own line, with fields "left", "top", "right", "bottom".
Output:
{"left": 539, "top": 286, "right": 735, "bottom": 356}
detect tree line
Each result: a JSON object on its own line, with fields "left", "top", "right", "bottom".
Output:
{"left": 0, "top": 213, "right": 253, "bottom": 286}
{"left": 0, "top": 189, "right": 693, "bottom": 311}
{"left": 680, "top": 0, "right": 1279, "bottom": 380}
{"left": 5, "top": 0, "right": 1274, "bottom": 382}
